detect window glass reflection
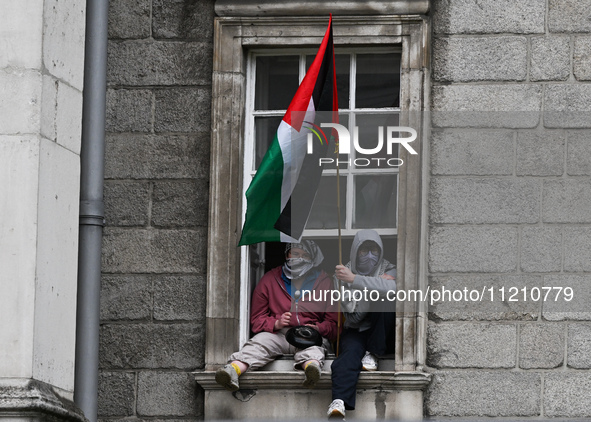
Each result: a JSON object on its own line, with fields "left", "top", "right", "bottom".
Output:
{"left": 255, "top": 56, "right": 300, "bottom": 110}
{"left": 254, "top": 116, "right": 283, "bottom": 169}
{"left": 306, "top": 176, "right": 347, "bottom": 229}
{"left": 306, "top": 54, "right": 350, "bottom": 110}
{"left": 354, "top": 113, "right": 399, "bottom": 167}
{"left": 318, "top": 113, "right": 349, "bottom": 170}
{"left": 356, "top": 53, "right": 401, "bottom": 108}
{"left": 354, "top": 175, "right": 397, "bottom": 228}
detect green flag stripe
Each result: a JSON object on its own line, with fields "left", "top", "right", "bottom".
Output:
{"left": 238, "top": 134, "right": 284, "bottom": 245}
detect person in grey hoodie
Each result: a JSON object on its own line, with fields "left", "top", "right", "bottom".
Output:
{"left": 327, "top": 229, "right": 396, "bottom": 419}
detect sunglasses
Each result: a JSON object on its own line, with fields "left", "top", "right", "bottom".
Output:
{"left": 288, "top": 250, "right": 312, "bottom": 260}
{"left": 358, "top": 246, "right": 380, "bottom": 256}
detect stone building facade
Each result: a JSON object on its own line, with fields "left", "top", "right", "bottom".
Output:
{"left": 98, "top": 0, "right": 591, "bottom": 419}
{"left": 3, "top": 0, "right": 591, "bottom": 421}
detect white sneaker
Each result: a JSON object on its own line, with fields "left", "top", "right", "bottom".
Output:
{"left": 327, "top": 399, "right": 345, "bottom": 419}
{"left": 361, "top": 351, "right": 378, "bottom": 371}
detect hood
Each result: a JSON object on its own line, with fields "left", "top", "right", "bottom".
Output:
{"left": 349, "top": 229, "right": 384, "bottom": 275}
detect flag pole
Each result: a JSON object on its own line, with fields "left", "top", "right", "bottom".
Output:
{"left": 331, "top": 13, "right": 343, "bottom": 357}
{"left": 336, "top": 164, "right": 343, "bottom": 265}
{"left": 335, "top": 143, "right": 343, "bottom": 357}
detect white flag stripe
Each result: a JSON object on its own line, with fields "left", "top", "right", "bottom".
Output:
{"left": 277, "top": 98, "right": 316, "bottom": 211}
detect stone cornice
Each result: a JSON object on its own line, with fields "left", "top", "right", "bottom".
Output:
{"left": 0, "top": 378, "right": 87, "bottom": 422}
{"left": 215, "top": 0, "right": 430, "bottom": 17}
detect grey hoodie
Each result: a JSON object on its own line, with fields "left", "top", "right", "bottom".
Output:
{"left": 335, "top": 229, "right": 396, "bottom": 331}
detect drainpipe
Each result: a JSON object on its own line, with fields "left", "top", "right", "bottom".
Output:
{"left": 74, "top": 0, "right": 109, "bottom": 421}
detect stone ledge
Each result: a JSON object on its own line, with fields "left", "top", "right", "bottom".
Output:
{"left": 215, "top": 0, "right": 429, "bottom": 16}
{"left": 194, "top": 370, "right": 431, "bottom": 391}
{"left": 0, "top": 378, "right": 87, "bottom": 422}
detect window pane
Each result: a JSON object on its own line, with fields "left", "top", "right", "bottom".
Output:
{"left": 254, "top": 116, "right": 283, "bottom": 170}
{"left": 354, "top": 175, "right": 397, "bottom": 229}
{"left": 319, "top": 113, "right": 349, "bottom": 170}
{"left": 306, "top": 54, "right": 350, "bottom": 110}
{"left": 255, "top": 56, "right": 300, "bottom": 110}
{"left": 355, "top": 53, "right": 401, "bottom": 108}
{"left": 354, "top": 113, "right": 399, "bottom": 167}
{"left": 306, "top": 176, "right": 347, "bottom": 230}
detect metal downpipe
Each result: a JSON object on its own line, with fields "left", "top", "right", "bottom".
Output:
{"left": 74, "top": 0, "right": 109, "bottom": 421}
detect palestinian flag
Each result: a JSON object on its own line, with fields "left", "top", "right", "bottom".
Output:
{"left": 238, "top": 15, "right": 338, "bottom": 246}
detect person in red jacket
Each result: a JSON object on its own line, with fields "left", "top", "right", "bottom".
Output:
{"left": 215, "top": 240, "right": 338, "bottom": 391}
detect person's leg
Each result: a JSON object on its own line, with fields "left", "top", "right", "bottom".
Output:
{"left": 330, "top": 329, "right": 368, "bottom": 410}
{"left": 229, "top": 331, "right": 287, "bottom": 371}
{"left": 217, "top": 331, "right": 291, "bottom": 391}
{"left": 366, "top": 311, "right": 396, "bottom": 356}
{"left": 294, "top": 338, "right": 329, "bottom": 388}
{"left": 294, "top": 343, "right": 326, "bottom": 368}
{"left": 227, "top": 360, "right": 248, "bottom": 374}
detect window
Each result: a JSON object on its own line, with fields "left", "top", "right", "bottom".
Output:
{"left": 203, "top": 14, "right": 429, "bottom": 378}
{"left": 242, "top": 49, "right": 403, "bottom": 345}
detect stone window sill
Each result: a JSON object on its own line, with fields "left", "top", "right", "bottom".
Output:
{"left": 194, "top": 369, "right": 431, "bottom": 391}
{"left": 257, "top": 354, "right": 397, "bottom": 371}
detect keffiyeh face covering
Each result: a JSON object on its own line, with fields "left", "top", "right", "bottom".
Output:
{"left": 283, "top": 257, "right": 314, "bottom": 280}
{"left": 283, "top": 239, "right": 324, "bottom": 279}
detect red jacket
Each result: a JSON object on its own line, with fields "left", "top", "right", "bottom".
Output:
{"left": 250, "top": 266, "right": 339, "bottom": 341}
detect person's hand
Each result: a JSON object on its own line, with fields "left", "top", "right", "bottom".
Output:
{"left": 305, "top": 323, "right": 319, "bottom": 331}
{"left": 335, "top": 265, "right": 355, "bottom": 283}
{"left": 274, "top": 312, "right": 292, "bottom": 330}
{"left": 381, "top": 274, "right": 395, "bottom": 280}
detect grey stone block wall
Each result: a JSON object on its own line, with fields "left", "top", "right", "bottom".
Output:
{"left": 530, "top": 36, "right": 571, "bottom": 81}
{"left": 99, "top": 0, "right": 213, "bottom": 420}
{"left": 426, "top": 371, "right": 541, "bottom": 417}
{"left": 428, "top": 0, "right": 591, "bottom": 418}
